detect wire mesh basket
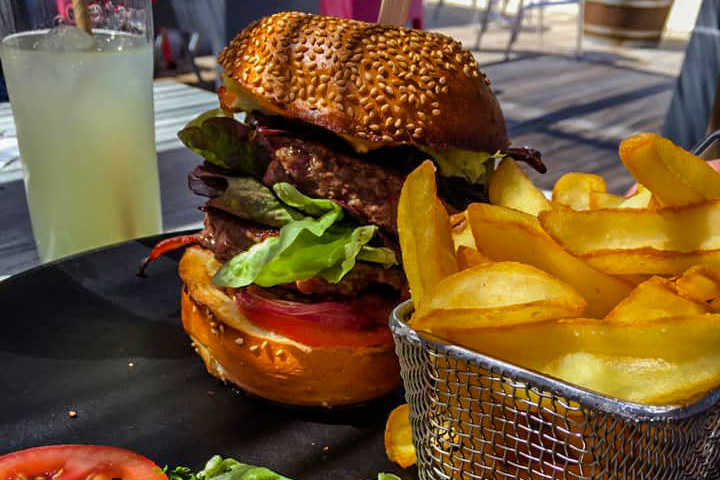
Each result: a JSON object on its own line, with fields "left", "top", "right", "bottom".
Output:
{"left": 390, "top": 300, "right": 720, "bottom": 480}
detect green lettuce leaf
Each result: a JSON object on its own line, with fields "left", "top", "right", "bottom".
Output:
{"left": 185, "top": 108, "right": 234, "bottom": 128}
{"left": 273, "top": 182, "right": 338, "bottom": 217}
{"left": 166, "top": 456, "right": 403, "bottom": 480}
{"left": 376, "top": 475, "right": 402, "bottom": 480}
{"left": 421, "top": 147, "right": 505, "bottom": 185}
{"left": 191, "top": 169, "right": 303, "bottom": 227}
{"left": 178, "top": 109, "right": 264, "bottom": 175}
{"left": 192, "top": 456, "right": 292, "bottom": 480}
{"left": 357, "top": 245, "right": 399, "bottom": 267}
{"left": 212, "top": 183, "right": 396, "bottom": 288}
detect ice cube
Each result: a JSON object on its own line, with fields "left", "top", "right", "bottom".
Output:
{"left": 34, "top": 25, "right": 95, "bottom": 53}
{"left": 95, "top": 33, "right": 137, "bottom": 52}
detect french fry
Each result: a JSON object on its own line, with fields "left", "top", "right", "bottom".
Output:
{"left": 552, "top": 172, "right": 606, "bottom": 210}
{"left": 456, "top": 245, "right": 492, "bottom": 270}
{"left": 619, "top": 133, "right": 720, "bottom": 207}
{"left": 398, "top": 161, "right": 458, "bottom": 308}
{"left": 589, "top": 191, "right": 625, "bottom": 209}
{"left": 384, "top": 403, "right": 416, "bottom": 468}
{"left": 538, "top": 201, "right": 720, "bottom": 275}
{"left": 489, "top": 158, "right": 552, "bottom": 215}
{"left": 467, "top": 203, "right": 633, "bottom": 318}
{"left": 621, "top": 184, "right": 653, "bottom": 209}
{"left": 544, "top": 350, "right": 720, "bottom": 405}
{"left": 615, "top": 274, "right": 654, "bottom": 286}
{"left": 590, "top": 185, "right": 653, "bottom": 210}
{"left": 433, "top": 314, "right": 720, "bottom": 405}
{"left": 450, "top": 211, "right": 474, "bottom": 251}
{"left": 675, "top": 265, "right": 720, "bottom": 311}
{"left": 412, "top": 262, "right": 587, "bottom": 331}
{"left": 604, "top": 276, "right": 709, "bottom": 322}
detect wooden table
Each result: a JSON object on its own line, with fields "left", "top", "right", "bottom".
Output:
{"left": 0, "top": 81, "right": 218, "bottom": 277}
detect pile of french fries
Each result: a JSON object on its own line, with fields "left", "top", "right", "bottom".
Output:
{"left": 398, "top": 133, "right": 720, "bottom": 407}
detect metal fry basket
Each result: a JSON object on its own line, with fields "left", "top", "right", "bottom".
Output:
{"left": 390, "top": 300, "right": 720, "bottom": 480}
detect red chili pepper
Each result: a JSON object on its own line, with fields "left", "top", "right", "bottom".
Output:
{"left": 137, "top": 234, "right": 198, "bottom": 277}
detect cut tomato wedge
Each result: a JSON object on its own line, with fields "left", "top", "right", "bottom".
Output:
{"left": 0, "top": 445, "right": 167, "bottom": 480}
{"left": 235, "top": 287, "right": 395, "bottom": 347}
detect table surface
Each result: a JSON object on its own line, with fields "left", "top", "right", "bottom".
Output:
{"left": 0, "top": 81, "right": 217, "bottom": 277}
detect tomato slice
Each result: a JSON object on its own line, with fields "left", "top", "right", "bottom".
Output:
{"left": 0, "top": 445, "right": 167, "bottom": 480}
{"left": 236, "top": 287, "right": 395, "bottom": 348}
{"left": 218, "top": 86, "right": 238, "bottom": 113}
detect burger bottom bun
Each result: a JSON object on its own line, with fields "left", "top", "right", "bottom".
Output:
{"left": 179, "top": 246, "right": 402, "bottom": 407}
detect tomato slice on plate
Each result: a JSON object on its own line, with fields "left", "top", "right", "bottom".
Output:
{"left": 0, "top": 445, "right": 167, "bottom": 480}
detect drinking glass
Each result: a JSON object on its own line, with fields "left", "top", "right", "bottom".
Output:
{"left": 0, "top": 0, "right": 162, "bottom": 262}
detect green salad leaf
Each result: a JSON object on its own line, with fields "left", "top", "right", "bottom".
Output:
{"left": 213, "top": 183, "right": 396, "bottom": 288}
{"left": 192, "top": 171, "right": 303, "bottom": 227}
{"left": 178, "top": 109, "right": 264, "bottom": 175}
{"left": 165, "top": 456, "right": 402, "bottom": 480}
{"left": 357, "top": 245, "right": 400, "bottom": 267}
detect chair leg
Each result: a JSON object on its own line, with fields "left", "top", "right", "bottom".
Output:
{"left": 538, "top": 4, "right": 544, "bottom": 46}
{"left": 188, "top": 32, "right": 202, "bottom": 84}
{"left": 471, "top": 0, "right": 481, "bottom": 25}
{"left": 475, "top": 0, "right": 497, "bottom": 50}
{"left": 505, "top": 0, "right": 526, "bottom": 61}
{"left": 433, "top": 0, "right": 445, "bottom": 20}
{"left": 501, "top": 0, "right": 510, "bottom": 15}
{"left": 576, "top": 0, "right": 584, "bottom": 58}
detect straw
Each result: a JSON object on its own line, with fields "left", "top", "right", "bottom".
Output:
{"left": 377, "top": 0, "right": 412, "bottom": 26}
{"left": 72, "top": 0, "right": 92, "bottom": 35}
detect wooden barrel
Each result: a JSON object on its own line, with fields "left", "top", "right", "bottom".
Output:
{"left": 583, "top": 0, "right": 674, "bottom": 46}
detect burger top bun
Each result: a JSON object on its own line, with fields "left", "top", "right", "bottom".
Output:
{"left": 218, "top": 11, "right": 509, "bottom": 154}
{"left": 179, "top": 246, "right": 402, "bottom": 407}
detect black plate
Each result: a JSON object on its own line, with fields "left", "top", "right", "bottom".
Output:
{"left": 0, "top": 233, "right": 412, "bottom": 479}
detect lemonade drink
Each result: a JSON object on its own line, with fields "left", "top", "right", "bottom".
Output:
{"left": 0, "top": 29, "right": 162, "bottom": 262}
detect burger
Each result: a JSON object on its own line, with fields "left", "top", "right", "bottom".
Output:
{"left": 141, "top": 11, "right": 542, "bottom": 407}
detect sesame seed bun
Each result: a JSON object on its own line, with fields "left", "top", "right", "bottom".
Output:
{"left": 179, "top": 245, "right": 402, "bottom": 407}
{"left": 218, "top": 11, "right": 509, "bottom": 153}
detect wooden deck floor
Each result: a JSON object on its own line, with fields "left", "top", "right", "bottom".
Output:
{"left": 481, "top": 54, "right": 675, "bottom": 193}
